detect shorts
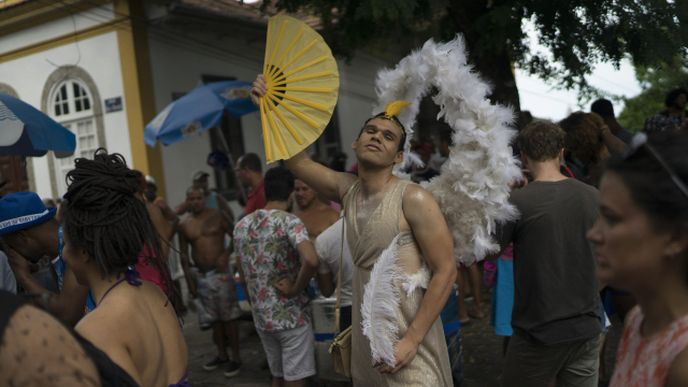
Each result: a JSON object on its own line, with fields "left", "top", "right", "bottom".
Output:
{"left": 196, "top": 269, "right": 241, "bottom": 322}
{"left": 257, "top": 323, "right": 316, "bottom": 381}
{"left": 168, "top": 249, "right": 185, "bottom": 281}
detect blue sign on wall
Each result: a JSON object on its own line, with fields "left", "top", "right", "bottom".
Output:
{"left": 104, "top": 96, "right": 123, "bottom": 113}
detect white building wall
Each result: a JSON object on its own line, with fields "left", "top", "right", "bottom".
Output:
{"left": 337, "top": 53, "right": 387, "bottom": 153}
{"left": 147, "top": 30, "right": 265, "bottom": 208}
{"left": 0, "top": 26, "right": 131, "bottom": 199}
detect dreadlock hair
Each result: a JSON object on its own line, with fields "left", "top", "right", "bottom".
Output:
{"left": 62, "top": 148, "right": 173, "bottom": 297}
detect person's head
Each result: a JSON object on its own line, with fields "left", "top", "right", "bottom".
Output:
{"left": 264, "top": 166, "right": 294, "bottom": 203}
{"left": 0, "top": 192, "right": 58, "bottom": 261}
{"left": 191, "top": 170, "right": 210, "bottom": 191}
{"left": 328, "top": 152, "right": 348, "bottom": 172}
{"left": 559, "top": 111, "right": 608, "bottom": 166}
{"left": 186, "top": 186, "right": 206, "bottom": 214}
{"left": 61, "top": 149, "right": 167, "bottom": 288}
{"left": 144, "top": 175, "right": 157, "bottom": 203}
{"left": 42, "top": 199, "right": 56, "bottom": 208}
{"left": 435, "top": 129, "right": 453, "bottom": 158}
{"left": 353, "top": 117, "right": 406, "bottom": 168}
{"left": 294, "top": 179, "right": 317, "bottom": 209}
{"left": 517, "top": 120, "right": 566, "bottom": 167}
{"left": 665, "top": 87, "right": 688, "bottom": 110}
{"left": 591, "top": 98, "right": 615, "bottom": 119}
{"left": 587, "top": 131, "right": 688, "bottom": 291}
{"left": 413, "top": 141, "right": 435, "bottom": 164}
{"left": 353, "top": 101, "right": 409, "bottom": 169}
{"left": 516, "top": 110, "right": 534, "bottom": 131}
{"left": 235, "top": 153, "right": 263, "bottom": 186}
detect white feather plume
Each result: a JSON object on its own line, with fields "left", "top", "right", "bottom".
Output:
{"left": 374, "top": 35, "right": 522, "bottom": 265}
{"left": 361, "top": 235, "right": 402, "bottom": 368}
{"left": 401, "top": 264, "right": 431, "bottom": 297}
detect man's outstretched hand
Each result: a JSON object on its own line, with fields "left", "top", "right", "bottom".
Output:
{"left": 251, "top": 74, "right": 267, "bottom": 106}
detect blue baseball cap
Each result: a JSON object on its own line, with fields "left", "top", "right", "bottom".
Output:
{"left": 0, "top": 192, "right": 57, "bottom": 236}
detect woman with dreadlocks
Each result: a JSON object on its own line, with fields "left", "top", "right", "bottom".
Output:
{"left": 61, "top": 149, "right": 188, "bottom": 387}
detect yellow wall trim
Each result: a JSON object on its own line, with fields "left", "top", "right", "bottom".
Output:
{"left": 114, "top": 0, "right": 166, "bottom": 196}
{"left": 0, "top": 16, "right": 127, "bottom": 64}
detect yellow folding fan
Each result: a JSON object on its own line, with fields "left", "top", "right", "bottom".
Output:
{"left": 259, "top": 15, "right": 340, "bottom": 163}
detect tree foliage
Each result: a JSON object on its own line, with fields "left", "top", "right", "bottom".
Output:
{"left": 618, "top": 57, "right": 688, "bottom": 132}
{"left": 264, "top": 0, "right": 688, "bottom": 110}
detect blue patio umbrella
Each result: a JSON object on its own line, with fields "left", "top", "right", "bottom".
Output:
{"left": 144, "top": 80, "right": 258, "bottom": 146}
{"left": 0, "top": 93, "right": 76, "bottom": 157}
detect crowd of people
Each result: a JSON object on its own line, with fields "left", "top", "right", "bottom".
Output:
{"left": 0, "top": 77, "right": 687, "bottom": 387}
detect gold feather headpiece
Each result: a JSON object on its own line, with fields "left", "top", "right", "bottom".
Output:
{"left": 365, "top": 100, "right": 410, "bottom": 135}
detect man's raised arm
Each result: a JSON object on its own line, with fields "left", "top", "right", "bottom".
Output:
{"left": 285, "top": 152, "right": 355, "bottom": 202}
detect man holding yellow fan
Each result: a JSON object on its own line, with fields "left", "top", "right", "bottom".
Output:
{"left": 252, "top": 75, "right": 455, "bottom": 386}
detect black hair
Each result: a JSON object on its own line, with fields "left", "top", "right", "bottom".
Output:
{"left": 62, "top": 149, "right": 172, "bottom": 295}
{"left": 264, "top": 166, "right": 294, "bottom": 202}
{"left": 238, "top": 153, "right": 263, "bottom": 173}
{"left": 559, "top": 112, "right": 605, "bottom": 165}
{"left": 436, "top": 128, "right": 453, "bottom": 146}
{"left": 607, "top": 131, "right": 688, "bottom": 235}
{"left": 665, "top": 88, "right": 688, "bottom": 108}
{"left": 360, "top": 115, "right": 407, "bottom": 152}
{"left": 591, "top": 98, "right": 615, "bottom": 118}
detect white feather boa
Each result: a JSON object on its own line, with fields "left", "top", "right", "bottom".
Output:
{"left": 373, "top": 35, "right": 522, "bottom": 265}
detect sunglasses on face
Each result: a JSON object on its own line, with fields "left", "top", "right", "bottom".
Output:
{"left": 626, "top": 133, "right": 688, "bottom": 199}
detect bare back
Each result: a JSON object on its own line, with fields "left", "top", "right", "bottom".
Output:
{"left": 76, "top": 282, "right": 188, "bottom": 387}
{"left": 179, "top": 208, "right": 229, "bottom": 272}
{"left": 294, "top": 203, "right": 339, "bottom": 239}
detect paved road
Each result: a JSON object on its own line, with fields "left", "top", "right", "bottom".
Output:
{"left": 184, "top": 315, "right": 273, "bottom": 387}
{"left": 183, "top": 290, "right": 622, "bottom": 386}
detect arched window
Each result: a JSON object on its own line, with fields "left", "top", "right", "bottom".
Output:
{"left": 42, "top": 66, "right": 106, "bottom": 198}
{"left": 49, "top": 79, "right": 99, "bottom": 196}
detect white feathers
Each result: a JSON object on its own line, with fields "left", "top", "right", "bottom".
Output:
{"left": 361, "top": 235, "right": 402, "bottom": 368}
{"left": 373, "top": 35, "right": 522, "bottom": 265}
{"left": 401, "top": 264, "right": 430, "bottom": 297}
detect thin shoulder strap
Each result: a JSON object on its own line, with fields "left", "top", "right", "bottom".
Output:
{"left": 334, "top": 217, "right": 345, "bottom": 333}
{"left": 393, "top": 179, "right": 412, "bottom": 229}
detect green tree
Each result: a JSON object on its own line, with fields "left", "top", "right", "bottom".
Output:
{"left": 618, "top": 57, "right": 688, "bottom": 132}
{"left": 264, "top": 0, "right": 688, "bottom": 111}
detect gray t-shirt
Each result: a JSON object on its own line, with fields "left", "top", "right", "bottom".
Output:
{"left": 497, "top": 178, "right": 602, "bottom": 345}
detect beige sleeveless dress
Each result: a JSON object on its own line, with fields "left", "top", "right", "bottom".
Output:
{"left": 343, "top": 179, "right": 452, "bottom": 387}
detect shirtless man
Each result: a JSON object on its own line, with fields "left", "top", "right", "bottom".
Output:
{"left": 293, "top": 179, "right": 339, "bottom": 239}
{"left": 178, "top": 187, "right": 242, "bottom": 377}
